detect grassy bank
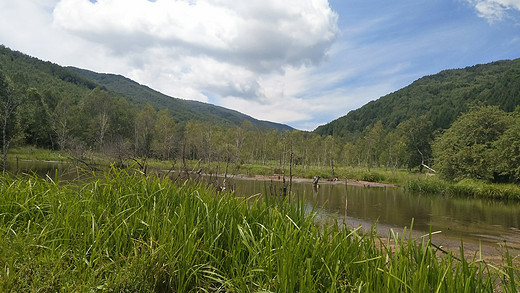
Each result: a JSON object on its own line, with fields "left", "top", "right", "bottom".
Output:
{"left": 406, "top": 177, "right": 520, "bottom": 200}
{"left": 0, "top": 169, "right": 518, "bottom": 292}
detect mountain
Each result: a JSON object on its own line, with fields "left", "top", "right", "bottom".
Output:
{"left": 0, "top": 45, "right": 292, "bottom": 131}
{"left": 68, "top": 67, "right": 292, "bottom": 131}
{"left": 314, "top": 58, "right": 520, "bottom": 137}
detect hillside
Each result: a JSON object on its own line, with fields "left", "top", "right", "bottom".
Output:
{"left": 0, "top": 45, "right": 291, "bottom": 131}
{"left": 69, "top": 67, "right": 292, "bottom": 131}
{"left": 314, "top": 58, "right": 520, "bottom": 137}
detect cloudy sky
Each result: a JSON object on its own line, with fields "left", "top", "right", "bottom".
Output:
{"left": 1, "top": 0, "right": 519, "bottom": 130}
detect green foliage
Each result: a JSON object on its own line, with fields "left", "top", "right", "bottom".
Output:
{"left": 68, "top": 66, "right": 292, "bottom": 131}
{"left": 315, "top": 59, "right": 520, "bottom": 137}
{"left": 406, "top": 177, "right": 520, "bottom": 200}
{"left": 396, "top": 116, "right": 433, "bottom": 169}
{"left": 315, "top": 59, "right": 520, "bottom": 172}
{"left": 0, "top": 69, "right": 21, "bottom": 170}
{"left": 433, "top": 106, "right": 513, "bottom": 182}
{"left": 493, "top": 117, "right": 520, "bottom": 182}
{"left": 0, "top": 170, "right": 516, "bottom": 291}
{"left": 0, "top": 45, "right": 291, "bottom": 150}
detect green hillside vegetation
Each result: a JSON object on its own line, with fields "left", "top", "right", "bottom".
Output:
{"left": 315, "top": 59, "right": 520, "bottom": 136}
{"left": 69, "top": 67, "right": 291, "bottom": 130}
{"left": 0, "top": 45, "right": 296, "bottom": 170}
{"left": 0, "top": 45, "right": 334, "bottom": 180}
{"left": 312, "top": 59, "right": 520, "bottom": 185}
{"left": 0, "top": 45, "right": 290, "bottom": 131}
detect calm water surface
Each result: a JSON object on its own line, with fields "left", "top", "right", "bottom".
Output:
{"left": 231, "top": 177, "right": 520, "bottom": 251}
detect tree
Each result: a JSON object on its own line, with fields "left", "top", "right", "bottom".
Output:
{"left": 379, "top": 131, "right": 407, "bottom": 171}
{"left": 0, "top": 71, "right": 19, "bottom": 171}
{"left": 396, "top": 116, "right": 433, "bottom": 171}
{"left": 433, "top": 106, "right": 512, "bottom": 181}
{"left": 152, "top": 109, "right": 176, "bottom": 160}
{"left": 134, "top": 104, "right": 157, "bottom": 157}
{"left": 358, "top": 121, "right": 385, "bottom": 171}
{"left": 51, "top": 95, "right": 76, "bottom": 150}
{"left": 492, "top": 112, "right": 520, "bottom": 183}
{"left": 82, "top": 88, "right": 112, "bottom": 149}
{"left": 20, "top": 88, "right": 53, "bottom": 148}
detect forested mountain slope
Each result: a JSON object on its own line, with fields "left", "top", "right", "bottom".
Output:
{"left": 0, "top": 45, "right": 291, "bottom": 131}
{"left": 315, "top": 58, "right": 520, "bottom": 137}
{"left": 69, "top": 67, "right": 292, "bottom": 130}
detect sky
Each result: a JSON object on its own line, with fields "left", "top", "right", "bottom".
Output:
{"left": 0, "top": 0, "right": 519, "bottom": 130}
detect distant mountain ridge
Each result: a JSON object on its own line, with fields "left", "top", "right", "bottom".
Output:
{"left": 69, "top": 67, "right": 292, "bottom": 131}
{"left": 314, "top": 58, "right": 520, "bottom": 137}
{"left": 0, "top": 45, "right": 292, "bottom": 131}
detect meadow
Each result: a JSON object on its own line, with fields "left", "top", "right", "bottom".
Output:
{"left": 1, "top": 168, "right": 518, "bottom": 292}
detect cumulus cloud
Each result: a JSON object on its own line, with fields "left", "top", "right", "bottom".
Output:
{"left": 466, "top": 0, "right": 520, "bottom": 22}
{"left": 52, "top": 0, "right": 338, "bottom": 103}
{"left": 41, "top": 0, "right": 342, "bottom": 129}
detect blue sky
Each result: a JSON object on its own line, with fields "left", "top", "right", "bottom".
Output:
{"left": 0, "top": 0, "right": 519, "bottom": 130}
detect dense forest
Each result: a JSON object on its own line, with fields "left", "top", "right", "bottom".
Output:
{"left": 0, "top": 46, "right": 291, "bottom": 131}
{"left": 69, "top": 67, "right": 292, "bottom": 131}
{"left": 1, "top": 45, "right": 520, "bottom": 184}
{"left": 315, "top": 59, "right": 520, "bottom": 136}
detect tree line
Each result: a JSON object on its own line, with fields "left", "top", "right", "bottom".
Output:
{"left": 0, "top": 68, "right": 428, "bottom": 173}
{"left": 2, "top": 69, "right": 520, "bottom": 184}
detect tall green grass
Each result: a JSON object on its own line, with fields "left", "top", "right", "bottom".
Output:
{"left": 407, "top": 177, "right": 520, "bottom": 200}
{"left": 0, "top": 169, "right": 517, "bottom": 291}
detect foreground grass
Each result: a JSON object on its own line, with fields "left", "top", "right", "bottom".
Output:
{"left": 0, "top": 169, "right": 518, "bottom": 292}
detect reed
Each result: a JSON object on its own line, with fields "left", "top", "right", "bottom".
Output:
{"left": 407, "top": 177, "right": 520, "bottom": 200}
{"left": 0, "top": 169, "right": 517, "bottom": 291}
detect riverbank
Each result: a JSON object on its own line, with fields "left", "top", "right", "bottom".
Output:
{"left": 232, "top": 173, "right": 397, "bottom": 188}
{"left": 8, "top": 146, "right": 520, "bottom": 200}
{"left": 1, "top": 169, "right": 517, "bottom": 291}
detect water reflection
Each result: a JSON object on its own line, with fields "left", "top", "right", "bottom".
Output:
{"left": 7, "top": 159, "right": 79, "bottom": 179}
{"left": 231, "top": 178, "right": 520, "bottom": 249}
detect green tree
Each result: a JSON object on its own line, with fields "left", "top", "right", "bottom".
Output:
{"left": 20, "top": 88, "right": 54, "bottom": 148}
{"left": 81, "top": 88, "right": 112, "bottom": 149}
{"left": 152, "top": 109, "right": 176, "bottom": 160}
{"left": 396, "top": 116, "right": 433, "bottom": 171}
{"left": 134, "top": 104, "right": 157, "bottom": 157}
{"left": 0, "top": 70, "right": 19, "bottom": 171}
{"left": 379, "top": 131, "right": 407, "bottom": 171}
{"left": 492, "top": 112, "right": 520, "bottom": 183}
{"left": 51, "top": 95, "right": 77, "bottom": 150}
{"left": 433, "top": 106, "right": 512, "bottom": 181}
{"left": 359, "top": 121, "right": 385, "bottom": 171}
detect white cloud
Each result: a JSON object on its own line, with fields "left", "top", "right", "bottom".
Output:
{"left": 48, "top": 0, "right": 340, "bottom": 127}
{"left": 466, "top": 0, "right": 520, "bottom": 22}
{"left": 52, "top": 0, "right": 338, "bottom": 73}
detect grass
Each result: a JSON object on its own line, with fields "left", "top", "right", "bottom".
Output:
{"left": 406, "top": 177, "right": 520, "bottom": 200}
{"left": 0, "top": 168, "right": 518, "bottom": 292}
{"left": 9, "top": 146, "right": 68, "bottom": 162}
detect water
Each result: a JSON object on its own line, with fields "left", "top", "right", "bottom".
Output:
{"left": 7, "top": 159, "right": 86, "bottom": 180}
{"left": 230, "top": 177, "right": 520, "bottom": 252}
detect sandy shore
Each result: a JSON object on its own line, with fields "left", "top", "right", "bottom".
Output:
{"left": 232, "top": 173, "right": 397, "bottom": 188}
